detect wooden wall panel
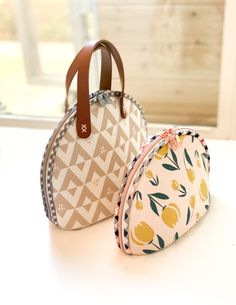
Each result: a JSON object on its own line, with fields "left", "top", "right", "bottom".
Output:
{"left": 113, "top": 79, "right": 218, "bottom": 105}
{"left": 112, "top": 79, "right": 218, "bottom": 125}
{"left": 99, "top": 1, "right": 224, "bottom": 4}
{"left": 112, "top": 44, "right": 221, "bottom": 80}
{"left": 146, "top": 104, "right": 217, "bottom": 126}
{"left": 97, "top": 1, "right": 224, "bottom": 125}
{"left": 98, "top": 5, "right": 224, "bottom": 44}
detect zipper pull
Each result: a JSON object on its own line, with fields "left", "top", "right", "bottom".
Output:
{"left": 161, "top": 128, "right": 180, "bottom": 150}
{"left": 160, "top": 128, "right": 173, "bottom": 139}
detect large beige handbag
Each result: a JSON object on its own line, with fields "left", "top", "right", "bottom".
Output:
{"left": 40, "top": 39, "right": 147, "bottom": 230}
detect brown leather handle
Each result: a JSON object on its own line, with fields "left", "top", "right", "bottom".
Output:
{"left": 65, "top": 44, "right": 112, "bottom": 113}
{"left": 76, "top": 39, "right": 126, "bottom": 138}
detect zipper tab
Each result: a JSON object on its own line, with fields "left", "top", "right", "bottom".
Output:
{"left": 161, "top": 128, "right": 181, "bottom": 150}
{"left": 160, "top": 128, "right": 174, "bottom": 139}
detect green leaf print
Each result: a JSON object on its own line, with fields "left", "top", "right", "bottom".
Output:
{"left": 151, "top": 192, "right": 169, "bottom": 200}
{"left": 162, "top": 164, "right": 178, "bottom": 171}
{"left": 150, "top": 180, "right": 157, "bottom": 186}
{"left": 201, "top": 153, "right": 210, "bottom": 173}
{"left": 170, "top": 148, "right": 179, "bottom": 167}
{"left": 157, "top": 235, "right": 165, "bottom": 249}
{"left": 179, "top": 184, "right": 187, "bottom": 197}
{"left": 194, "top": 150, "right": 200, "bottom": 158}
{"left": 150, "top": 198, "right": 159, "bottom": 216}
{"left": 149, "top": 175, "right": 159, "bottom": 186}
{"left": 133, "top": 190, "right": 142, "bottom": 200}
{"left": 202, "top": 153, "right": 210, "bottom": 159}
{"left": 143, "top": 249, "right": 156, "bottom": 254}
{"left": 174, "top": 232, "right": 179, "bottom": 241}
{"left": 186, "top": 206, "right": 191, "bottom": 225}
{"left": 201, "top": 155, "right": 206, "bottom": 171}
{"left": 184, "top": 148, "right": 193, "bottom": 167}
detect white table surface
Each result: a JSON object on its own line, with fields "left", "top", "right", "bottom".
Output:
{"left": 0, "top": 127, "right": 235, "bottom": 305}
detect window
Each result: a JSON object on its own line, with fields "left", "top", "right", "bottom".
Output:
{"left": 0, "top": 0, "right": 236, "bottom": 138}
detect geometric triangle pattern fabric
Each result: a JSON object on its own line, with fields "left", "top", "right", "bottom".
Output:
{"left": 40, "top": 91, "right": 147, "bottom": 230}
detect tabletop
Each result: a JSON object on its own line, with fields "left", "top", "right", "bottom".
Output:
{"left": 0, "top": 127, "right": 235, "bottom": 305}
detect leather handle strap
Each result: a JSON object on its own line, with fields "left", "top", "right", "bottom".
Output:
{"left": 64, "top": 45, "right": 112, "bottom": 113}
{"left": 76, "top": 39, "right": 126, "bottom": 138}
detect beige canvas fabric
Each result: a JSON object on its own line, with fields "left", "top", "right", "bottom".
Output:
{"left": 41, "top": 92, "right": 147, "bottom": 230}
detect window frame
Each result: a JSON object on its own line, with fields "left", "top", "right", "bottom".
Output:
{"left": 1, "top": 0, "right": 236, "bottom": 139}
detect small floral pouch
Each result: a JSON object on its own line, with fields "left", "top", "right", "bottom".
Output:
{"left": 114, "top": 128, "right": 210, "bottom": 255}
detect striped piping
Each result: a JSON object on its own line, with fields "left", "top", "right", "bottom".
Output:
{"left": 114, "top": 134, "right": 159, "bottom": 248}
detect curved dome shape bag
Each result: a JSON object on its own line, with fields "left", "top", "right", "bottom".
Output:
{"left": 40, "top": 40, "right": 147, "bottom": 230}
{"left": 114, "top": 128, "right": 210, "bottom": 255}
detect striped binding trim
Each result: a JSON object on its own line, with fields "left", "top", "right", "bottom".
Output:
{"left": 114, "top": 134, "right": 159, "bottom": 248}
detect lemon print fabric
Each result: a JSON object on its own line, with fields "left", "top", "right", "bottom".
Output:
{"left": 145, "top": 170, "right": 159, "bottom": 186}
{"left": 133, "top": 190, "right": 143, "bottom": 210}
{"left": 161, "top": 203, "right": 180, "bottom": 228}
{"left": 131, "top": 222, "right": 154, "bottom": 245}
{"left": 187, "top": 169, "right": 195, "bottom": 183}
{"left": 135, "top": 200, "right": 143, "bottom": 210}
{"left": 154, "top": 144, "right": 168, "bottom": 160}
{"left": 190, "top": 195, "right": 196, "bottom": 209}
{"left": 199, "top": 179, "right": 208, "bottom": 201}
{"left": 131, "top": 221, "right": 165, "bottom": 254}
{"left": 171, "top": 180, "right": 179, "bottom": 191}
{"left": 127, "top": 130, "right": 210, "bottom": 255}
{"left": 145, "top": 170, "right": 153, "bottom": 179}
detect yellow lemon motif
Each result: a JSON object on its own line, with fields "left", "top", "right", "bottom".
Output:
{"left": 187, "top": 168, "right": 195, "bottom": 183}
{"left": 199, "top": 178, "right": 208, "bottom": 201}
{"left": 161, "top": 203, "right": 180, "bottom": 228}
{"left": 197, "top": 159, "right": 201, "bottom": 168}
{"left": 131, "top": 222, "right": 155, "bottom": 245}
{"left": 195, "top": 212, "right": 200, "bottom": 221}
{"left": 145, "top": 170, "right": 153, "bottom": 179}
{"left": 154, "top": 144, "right": 168, "bottom": 160}
{"left": 171, "top": 180, "right": 179, "bottom": 191}
{"left": 178, "top": 135, "right": 185, "bottom": 144}
{"left": 135, "top": 200, "right": 143, "bottom": 210}
{"left": 190, "top": 195, "right": 196, "bottom": 209}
